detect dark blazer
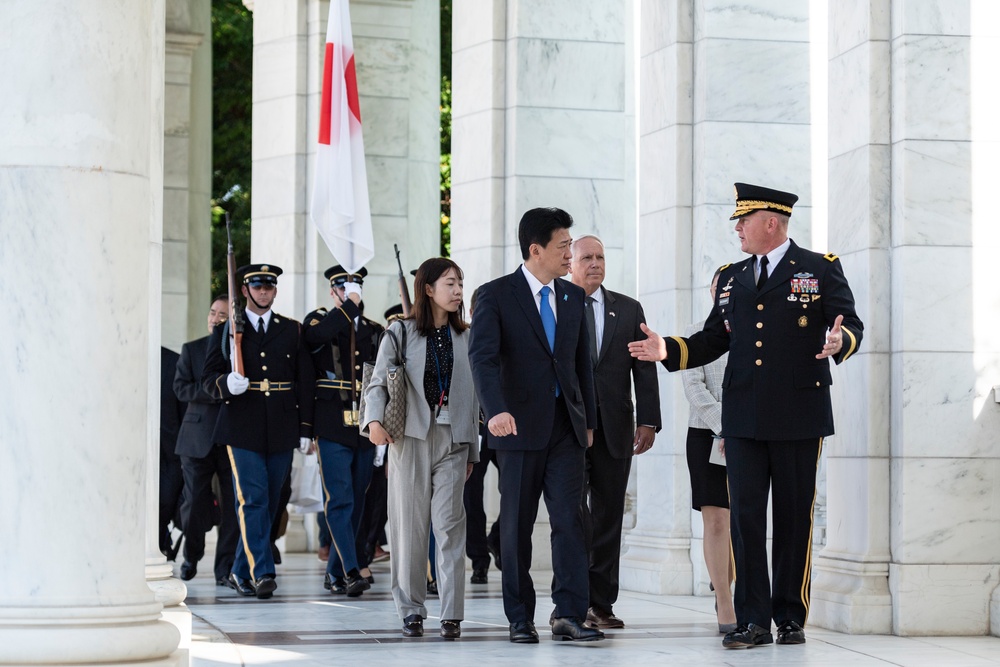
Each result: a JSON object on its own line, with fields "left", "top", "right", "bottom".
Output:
{"left": 588, "top": 285, "right": 662, "bottom": 459}
{"left": 302, "top": 300, "right": 383, "bottom": 446}
{"left": 202, "top": 311, "right": 316, "bottom": 454}
{"left": 470, "top": 266, "right": 597, "bottom": 450}
{"left": 160, "top": 347, "right": 185, "bottom": 457}
{"left": 663, "top": 240, "right": 863, "bottom": 440}
{"left": 173, "top": 335, "right": 222, "bottom": 459}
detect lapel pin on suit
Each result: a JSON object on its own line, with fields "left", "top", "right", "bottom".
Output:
{"left": 563, "top": 294, "right": 568, "bottom": 301}
{"left": 609, "top": 311, "right": 616, "bottom": 317}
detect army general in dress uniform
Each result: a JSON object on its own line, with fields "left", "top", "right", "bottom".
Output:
{"left": 302, "top": 265, "right": 384, "bottom": 596}
{"left": 202, "top": 264, "right": 316, "bottom": 600}
{"left": 630, "top": 184, "right": 863, "bottom": 649}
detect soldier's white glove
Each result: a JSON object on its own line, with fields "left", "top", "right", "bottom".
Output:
{"left": 227, "top": 372, "right": 249, "bottom": 395}
{"left": 299, "top": 437, "right": 314, "bottom": 454}
{"left": 373, "top": 444, "right": 388, "bottom": 467}
{"left": 343, "top": 282, "right": 363, "bottom": 303}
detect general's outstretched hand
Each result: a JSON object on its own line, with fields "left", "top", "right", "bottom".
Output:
{"left": 816, "top": 314, "right": 845, "bottom": 360}
{"left": 628, "top": 323, "right": 667, "bottom": 362}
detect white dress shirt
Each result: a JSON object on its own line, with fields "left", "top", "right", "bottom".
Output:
{"left": 521, "top": 264, "right": 558, "bottom": 322}
{"left": 244, "top": 309, "right": 271, "bottom": 333}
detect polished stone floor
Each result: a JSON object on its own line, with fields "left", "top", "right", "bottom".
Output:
{"left": 182, "top": 551, "right": 1000, "bottom": 666}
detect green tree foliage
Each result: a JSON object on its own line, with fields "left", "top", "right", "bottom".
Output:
{"left": 210, "top": 0, "right": 253, "bottom": 296}
{"left": 440, "top": 0, "right": 451, "bottom": 256}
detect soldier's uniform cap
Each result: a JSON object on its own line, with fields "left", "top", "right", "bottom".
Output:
{"left": 239, "top": 263, "right": 282, "bottom": 286}
{"left": 324, "top": 265, "right": 368, "bottom": 287}
{"left": 730, "top": 183, "right": 799, "bottom": 220}
{"left": 384, "top": 304, "right": 405, "bottom": 324}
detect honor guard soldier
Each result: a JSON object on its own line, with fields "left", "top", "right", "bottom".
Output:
{"left": 202, "top": 264, "right": 316, "bottom": 600}
{"left": 303, "top": 265, "right": 385, "bottom": 596}
{"left": 630, "top": 183, "right": 864, "bottom": 649}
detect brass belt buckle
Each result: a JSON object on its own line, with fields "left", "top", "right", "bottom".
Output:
{"left": 261, "top": 378, "right": 270, "bottom": 392}
{"left": 343, "top": 409, "right": 359, "bottom": 426}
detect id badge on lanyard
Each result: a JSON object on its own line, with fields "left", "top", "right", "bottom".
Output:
{"left": 436, "top": 405, "right": 450, "bottom": 425}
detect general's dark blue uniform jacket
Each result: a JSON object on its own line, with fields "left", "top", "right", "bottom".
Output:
{"left": 302, "top": 300, "right": 383, "bottom": 447}
{"left": 202, "top": 312, "right": 315, "bottom": 454}
{"left": 663, "top": 240, "right": 863, "bottom": 440}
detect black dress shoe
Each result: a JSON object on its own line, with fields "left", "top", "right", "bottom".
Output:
{"left": 440, "top": 619, "right": 461, "bottom": 639}
{"left": 270, "top": 543, "right": 282, "bottom": 565}
{"left": 586, "top": 607, "right": 625, "bottom": 629}
{"left": 776, "top": 620, "right": 806, "bottom": 645}
{"left": 722, "top": 623, "right": 773, "bottom": 648}
{"left": 427, "top": 579, "right": 438, "bottom": 596}
{"left": 329, "top": 576, "right": 347, "bottom": 595}
{"left": 470, "top": 568, "right": 488, "bottom": 584}
{"left": 487, "top": 541, "right": 502, "bottom": 571}
{"left": 402, "top": 614, "right": 424, "bottom": 637}
{"left": 216, "top": 577, "right": 230, "bottom": 587}
{"left": 228, "top": 573, "right": 255, "bottom": 597}
{"left": 323, "top": 573, "right": 333, "bottom": 590}
{"left": 509, "top": 620, "right": 539, "bottom": 644}
{"left": 179, "top": 561, "right": 197, "bottom": 581}
{"left": 345, "top": 571, "right": 371, "bottom": 598}
{"left": 253, "top": 575, "right": 277, "bottom": 600}
{"left": 551, "top": 616, "right": 605, "bottom": 642}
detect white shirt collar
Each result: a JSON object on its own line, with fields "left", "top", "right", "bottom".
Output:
{"left": 589, "top": 285, "right": 605, "bottom": 305}
{"left": 521, "top": 264, "right": 555, "bottom": 296}
{"left": 244, "top": 309, "right": 271, "bottom": 330}
{"left": 760, "top": 237, "right": 792, "bottom": 272}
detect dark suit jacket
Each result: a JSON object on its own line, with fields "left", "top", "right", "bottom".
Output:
{"left": 302, "top": 300, "right": 383, "bottom": 446}
{"left": 160, "top": 347, "right": 185, "bottom": 458}
{"left": 470, "top": 266, "right": 597, "bottom": 451}
{"left": 588, "top": 285, "right": 662, "bottom": 459}
{"left": 173, "top": 335, "right": 222, "bottom": 459}
{"left": 663, "top": 240, "right": 863, "bottom": 440}
{"left": 202, "top": 311, "right": 316, "bottom": 454}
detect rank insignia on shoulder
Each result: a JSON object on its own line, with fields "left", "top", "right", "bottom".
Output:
{"left": 309, "top": 319, "right": 320, "bottom": 326}
{"left": 718, "top": 263, "right": 732, "bottom": 272}
{"left": 824, "top": 253, "right": 839, "bottom": 262}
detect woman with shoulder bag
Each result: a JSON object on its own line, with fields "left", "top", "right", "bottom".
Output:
{"left": 362, "top": 257, "right": 479, "bottom": 640}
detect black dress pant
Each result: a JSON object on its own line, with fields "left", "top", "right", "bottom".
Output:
{"left": 159, "top": 451, "right": 185, "bottom": 554}
{"left": 463, "top": 438, "right": 498, "bottom": 571}
{"left": 582, "top": 427, "right": 632, "bottom": 614}
{"left": 725, "top": 437, "right": 823, "bottom": 628}
{"left": 495, "top": 398, "right": 589, "bottom": 623}
{"left": 180, "top": 446, "right": 239, "bottom": 581}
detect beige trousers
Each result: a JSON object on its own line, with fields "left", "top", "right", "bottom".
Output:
{"left": 387, "top": 421, "right": 469, "bottom": 621}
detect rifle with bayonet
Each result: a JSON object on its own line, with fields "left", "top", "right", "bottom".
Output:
{"left": 225, "top": 212, "right": 245, "bottom": 376}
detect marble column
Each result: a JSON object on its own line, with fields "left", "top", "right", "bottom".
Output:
{"left": 885, "top": 0, "right": 1000, "bottom": 636}
{"left": 624, "top": 0, "right": 812, "bottom": 595}
{"left": 810, "top": 0, "right": 893, "bottom": 634}
{"left": 621, "top": 0, "right": 695, "bottom": 594}
{"left": 0, "top": 1, "right": 182, "bottom": 664}
{"left": 451, "top": 0, "right": 628, "bottom": 570}
{"left": 162, "top": 1, "right": 205, "bottom": 352}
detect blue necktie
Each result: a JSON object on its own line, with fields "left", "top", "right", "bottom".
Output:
{"left": 539, "top": 286, "right": 559, "bottom": 397}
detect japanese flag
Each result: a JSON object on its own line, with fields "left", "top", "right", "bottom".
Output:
{"left": 310, "top": 0, "right": 374, "bottom": 274}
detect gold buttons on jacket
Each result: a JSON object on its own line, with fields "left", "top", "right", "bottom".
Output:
{"left": 816, "top": 381, "right": 821, "bottom": 387}
{"left": 260, "top": 352, "right": 266, "bottom": 357}
{"left": 755, "top": 359, "right": 762, "bottom": 366}
{"left": 755, "top": 341, "right": 762, "bottom": 348}
{"left": 262, "top": 365, "right": 268, "bottom": 371}
{"left": 757, "top": 304, "right": 764, "bottom": 311}
{"left": 756, "top": 322, "right": 763, "bottom": 329}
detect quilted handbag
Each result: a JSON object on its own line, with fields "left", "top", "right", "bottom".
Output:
{"left": 360, "top": 323, "right": 407, "bottom": 442}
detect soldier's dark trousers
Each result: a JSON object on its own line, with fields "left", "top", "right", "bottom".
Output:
{"left": 317, "top": 438, "right": 373, "bottom": 577}
{"left": 725, "top": 437, "right": 823, "bottom": 629}
{"left": 228, "top": 447, "right": 294, "bottom": 581}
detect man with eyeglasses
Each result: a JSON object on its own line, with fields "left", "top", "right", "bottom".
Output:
{"left": 202, "top": 264, "right": 316, "bottom": 600}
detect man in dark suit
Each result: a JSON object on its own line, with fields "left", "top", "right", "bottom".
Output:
{"left": 202, "top": 264, "right": 315, "bottom": 600}
{"left": 630, "top": 183, "right": 863, "bottom": 649}
{"left": 302, "top": 265, "right": 383, "bottom": 597}
{"left": 568, "top": 234, "right": 661, "bottom": 629}
{"left": 173, "top": 294, "right": 239, "bottom": 585}
{"left": 159, "top": 346, "right": 186, "bottom": 557}
{"left": 469, "top": 207, "right": 604, "bottom": 643}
